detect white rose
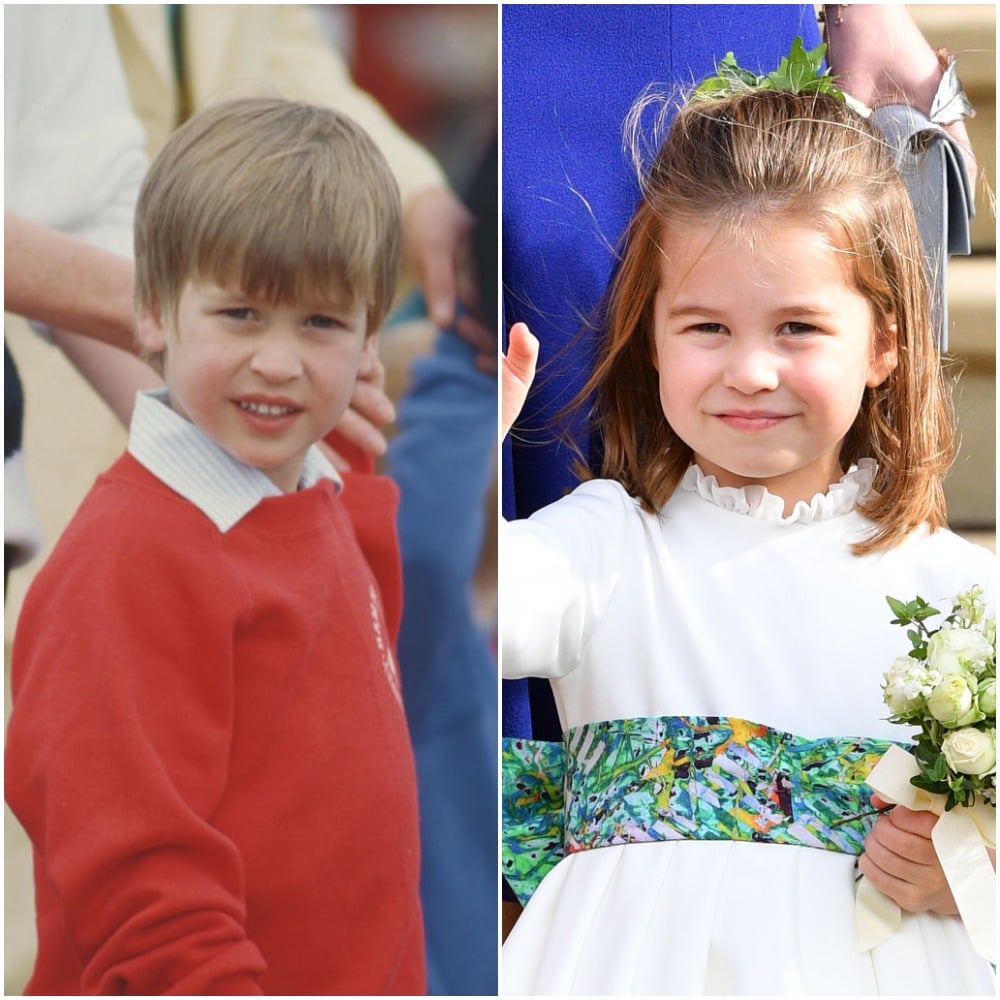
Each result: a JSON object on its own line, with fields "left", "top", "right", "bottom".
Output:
{"left": 978, "top": 677, "right": 997, "bottom": 718}
{"left": 927, "top": 675, "right": 983, "bottom": 728}
{"left": 882, "top": 656, "right": 931, "bottom": 718}
{"left": 926, "top": 627, "right": 993, "bottom": 676}
{"left": 941, "top": 727, "right": 996, "bottom": 777}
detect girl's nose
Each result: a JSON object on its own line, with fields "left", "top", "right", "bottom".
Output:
{"left": 722, "top": 342, "right": 780, "bottom": 394}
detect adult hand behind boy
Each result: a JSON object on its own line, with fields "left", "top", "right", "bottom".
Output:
{"left": 404, "top": 185, "right": 477, "bottom": 331}
{"left": 322, "top": 354, "right": 395, "bottom": 471}
{"left": 456, "top": 311, "right": 499, "bottom": 375}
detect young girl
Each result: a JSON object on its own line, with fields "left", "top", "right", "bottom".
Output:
{"left": 500, "top": 87, "right": 994, "bottom": 994}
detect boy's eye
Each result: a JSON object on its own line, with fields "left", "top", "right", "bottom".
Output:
{"left": 222, "top": 307, "right": 256, "bottom": 321}
{"left": 307, "top": 315, "right": 343, "bottom": 331}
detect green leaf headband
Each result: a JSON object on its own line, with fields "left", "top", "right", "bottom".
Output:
{"left": 692, "top": 37, "right": 846, "bottom": 102}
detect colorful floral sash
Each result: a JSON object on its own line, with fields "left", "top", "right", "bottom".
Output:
{"left": 502, "top": 715, "right": 899, "bottom": 906}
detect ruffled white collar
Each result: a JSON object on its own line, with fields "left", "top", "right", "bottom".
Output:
{"left": 680, "top": 458, "right": 876, "bottom": 525}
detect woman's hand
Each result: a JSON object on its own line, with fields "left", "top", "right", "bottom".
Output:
{"left": 824, "top": 5, "right": 978, "bottom": 188}
{"left": 502, "top": 322, "right": 539, "bottom": 440}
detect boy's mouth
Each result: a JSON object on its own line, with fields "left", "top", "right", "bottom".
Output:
{"left": 236, "top": 400, "right": 299, "bottom": 417}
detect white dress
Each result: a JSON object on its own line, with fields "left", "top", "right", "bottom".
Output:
{"left": 501, "top": 462, "right": 995, "bottom": 995}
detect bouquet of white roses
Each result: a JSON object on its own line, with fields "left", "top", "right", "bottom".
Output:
{"left": 881, "top": 586, "right": 996, "bottom": 811}
{"left": 859, "top": 587, "right": 996, "bottom": 961}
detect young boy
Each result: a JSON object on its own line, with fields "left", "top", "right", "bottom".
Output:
{"left": 5, "top": 97, "right": 424, "bottom": 995}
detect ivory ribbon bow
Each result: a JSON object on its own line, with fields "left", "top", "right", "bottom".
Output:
{"left": 855, "top": 744, "right": 996, "bottom": 962}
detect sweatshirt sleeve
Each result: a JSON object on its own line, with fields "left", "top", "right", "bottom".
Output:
{"left": 5, "top": 484, "right": 266, "bottom": 995}
{"left": 500, "top": 480, "right": 632, "bottom": 680}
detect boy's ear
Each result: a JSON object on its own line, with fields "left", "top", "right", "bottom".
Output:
{"left": 135, "top": 307, "right": 168, "bottom": 354}
{"left": 867, "top": 315, "right": 899, "bottom": 388}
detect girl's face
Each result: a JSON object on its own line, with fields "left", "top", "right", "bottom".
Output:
{"left": 652, "top": 218, "right": 897, "bottom": 512}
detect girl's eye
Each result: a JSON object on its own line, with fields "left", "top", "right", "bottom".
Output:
{"left": 690, "top": 322, "right": 727, "bottom": 335}
{"left": 780, "top": 321, "right": 819, "bottom": 337}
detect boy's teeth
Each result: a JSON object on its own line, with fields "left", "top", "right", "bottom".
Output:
{"left": 240, "top": 401, "right": 294, "bottom": 416}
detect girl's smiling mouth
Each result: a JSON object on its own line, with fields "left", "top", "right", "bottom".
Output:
{"left": 714, "top": 410, "right": 792, "bottom": 431}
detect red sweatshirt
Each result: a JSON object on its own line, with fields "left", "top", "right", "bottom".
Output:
{"left": 5, "top": 454, "right": 425, "bottom": 995}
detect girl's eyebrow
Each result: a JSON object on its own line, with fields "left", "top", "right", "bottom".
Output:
{"left": 772, "top": 304, "right": 837, "bottom": 318}
{"left": 663, "top": 301, "right": 725, "bottom": 318}
{"left": 665, "top": 302, "right": 836, "bottom": 319}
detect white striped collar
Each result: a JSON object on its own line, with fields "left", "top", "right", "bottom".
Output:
{"left": 127, "top": 388, "right": 342, "bottom": 532}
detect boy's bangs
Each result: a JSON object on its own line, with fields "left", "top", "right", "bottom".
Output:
{"left": 135, "top": 97, "right": 401, "bottom": 332}
{"left": 193, "top": 219, "right": 360, "bottom": 310}
{"left": 188, "top": 182, "right": 370, "bottom": 308}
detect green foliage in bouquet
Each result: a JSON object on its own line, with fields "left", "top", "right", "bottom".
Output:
{"left": 692, "top": 38, "right": 845, "bottom": 103}
{"left": 883, "top": 588, "right": 996, "bottom": 811}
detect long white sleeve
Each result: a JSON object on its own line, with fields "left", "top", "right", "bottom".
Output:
{"left": 5, "top": 6, "right": 148, "bottom": 259}
{"left": 500, "top": 479, "right": 637, "bottom": 680}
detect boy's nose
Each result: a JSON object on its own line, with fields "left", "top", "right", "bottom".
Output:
{"left": 723, "top": 342, "right": 780, "bottom": 394}
{"left": 250, "top": 335, "right": 304, "bottom": 382}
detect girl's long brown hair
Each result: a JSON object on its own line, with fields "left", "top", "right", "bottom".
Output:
{"left": 577, "top": 89, "right": 956, "bottom": 554}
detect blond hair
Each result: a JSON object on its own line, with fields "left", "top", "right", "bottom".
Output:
{"left": 580, "top": 88, "right": 955, "bottom": 554}
{"left": 135, "top": 97, "right": 401, "bottom": 344}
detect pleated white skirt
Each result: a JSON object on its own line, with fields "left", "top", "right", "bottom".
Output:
{"left": 502, "top": 840, "right": 993, "bottom": 996}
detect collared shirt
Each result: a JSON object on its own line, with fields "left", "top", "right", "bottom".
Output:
{"left": 128, "top": 388, "right": 342, "bottom": 532}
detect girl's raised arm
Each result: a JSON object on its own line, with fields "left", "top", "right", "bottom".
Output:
{"left": 501, "top": 321, "right": 539, "bottom": 440}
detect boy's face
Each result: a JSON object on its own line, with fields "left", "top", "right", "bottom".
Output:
{"left": 137, "top": 279, "right": 373, "bottom": 492}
